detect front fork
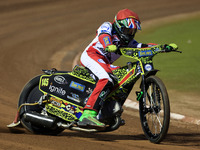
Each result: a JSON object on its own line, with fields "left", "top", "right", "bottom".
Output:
{"left": 136, "top": 69, "right": 159, "bottom": 110}
{"left": 136, "top": 75, "right": 146, "bottom": 109}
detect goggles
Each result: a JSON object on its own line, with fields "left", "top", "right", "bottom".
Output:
{"left": 122, "top": 27, "right": 137, "bottom": 36}
{"left": 134, "top": 20, "right": 141, "bottom": 30}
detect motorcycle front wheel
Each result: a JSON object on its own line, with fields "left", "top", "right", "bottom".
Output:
{"left": 139, "top": 75, "right": 170, "bottom": 144}
{"left": 18, "top": 75, "right": 64, "bottom": 135}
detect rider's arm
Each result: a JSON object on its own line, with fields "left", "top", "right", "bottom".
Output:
{"left": 97, "top": 22, "right": 113, "bottom": 48}
{"left": 97, "top": 22, "right": 117, "bottom": 52}
{"left": 128, "top": 39, "right": 158, "bottom": 48}
{"left": 99, "top": 34, "right": 113, "bottom": 48}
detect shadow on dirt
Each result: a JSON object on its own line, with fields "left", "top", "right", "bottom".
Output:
{"left": 2, "top": 125, "right": 200, "bottom": 148}
{"left": 164, "top": 133, "right": 200, "bottom": 147}
{"left": 60, "top": 131, "right": 200, "bottom": 148}
{"left": 60, "top": 131, "right": 146, "bottom": 141}
{"left": 0, "top": 126, "right": 26, "bottom": 134}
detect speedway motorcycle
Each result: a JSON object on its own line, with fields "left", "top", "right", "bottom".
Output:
{"left": 8, "top": 45, "right": 181, "bottom": 143}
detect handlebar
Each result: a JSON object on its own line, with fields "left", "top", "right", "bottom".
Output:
{"left": 118, "top": 45, "right": 182, "bottom": 76}
{"left": 119, "top": 45, "right": 182, "bottom": 58}
{"left": 170, "top": 50, "right": 182, "bottom": 53}
{"left": 158, "top": 49, "right": 182, "bottom": 53}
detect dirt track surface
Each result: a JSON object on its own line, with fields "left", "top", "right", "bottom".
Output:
{"left": 0, "top": 0, "right": 200, "bottom": 149}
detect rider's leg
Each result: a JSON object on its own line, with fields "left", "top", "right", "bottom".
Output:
{"left": 78, "top": 50, "right": 115, "bottom": 128}
{"left": 78, "top": 78, "right": 113, "bottom": 127}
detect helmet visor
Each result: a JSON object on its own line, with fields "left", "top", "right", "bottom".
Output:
{"left": 123, "top": 27, "right": 137, "bottom": 36}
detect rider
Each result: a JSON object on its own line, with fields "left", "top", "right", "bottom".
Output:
{"left": 77, "top": 9, "right": 177, "bottom": 128}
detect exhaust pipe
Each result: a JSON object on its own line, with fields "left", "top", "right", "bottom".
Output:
{"left": 23, "top": 112, "right": 57, "bottom": 129}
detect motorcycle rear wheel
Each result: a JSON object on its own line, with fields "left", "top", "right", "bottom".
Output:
{"left": 18, "top": 75, "right": 64, "bottom": 135}
{"left": 139, "top": 75, "right": 170, "bottom": 144}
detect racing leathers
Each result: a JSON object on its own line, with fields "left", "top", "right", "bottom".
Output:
{"left": 80, "top": 21, "right": 148, "bottom": 112}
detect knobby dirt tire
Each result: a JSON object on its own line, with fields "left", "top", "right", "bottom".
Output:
{"left": 139, "top": 75, "right": 170, "bottom": 144}
{"left": 18, "top": 75, "right": 64, "bottom": 135}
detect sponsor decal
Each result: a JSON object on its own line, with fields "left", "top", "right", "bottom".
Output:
{"left": 84, "top": 98, "right": 88, "bottom": 105}
{"left": 100, "top": 30, "right": 108, "bottom": 33}
{"left": 86, "top": 104, "right": 91, "bottom": 108}
{"left": 103, "top": 36, "right": 111, "bottom": 46}
{"left": 63, "top": 102, "right": 83, "bottom": 119}
{"left": 54, "top": 76, "right": 67, "bottom": 84}
{"left": 144, "top": 64, "right": 152, "bottom": 71}
{"left": 101, "top": 24, "right": 110, "bottom": 30}
{"left": 69, "top": 81, "right": 85, "bottom": 92}
{"left": 65, "top": 104, "right": 75, "bottom": 114}
{"left": 50, "top": 97, "right": 62, "bottom": 108}
{"left": 98, "top": 59, "right": 106, "bottom": 64}
{"left": 67, "top": 92, "right": 80, "bottom": 103}
{"left": 49, "top": 84, "right": 66, "bottom": 96}
{"left": 138, "top": 50, "right": 153, "bottom": 57}
{"left": 99, "top": 90, "right": 107, "bottom": 99}
{"left": 41, "top": 78, "right": 49, "bottom": 86}
{"left": 100, "top": 24, "right": 110, "bottom": 33}
{"left": 86, "top": 88, "right": 93, "bottom": 94}
{"left": 110, "top": 64, "right": 118, "bottom": 68}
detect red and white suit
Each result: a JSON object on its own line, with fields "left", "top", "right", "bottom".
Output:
{"left": 80, "top": 22, "right": 144, "bottom": 111}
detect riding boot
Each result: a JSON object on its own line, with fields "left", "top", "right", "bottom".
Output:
{"left": 77, "top": 79, "right": 113, "bottom": 128}
{"left": 77, "top": 109, "right": 105, "bottom": 128}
